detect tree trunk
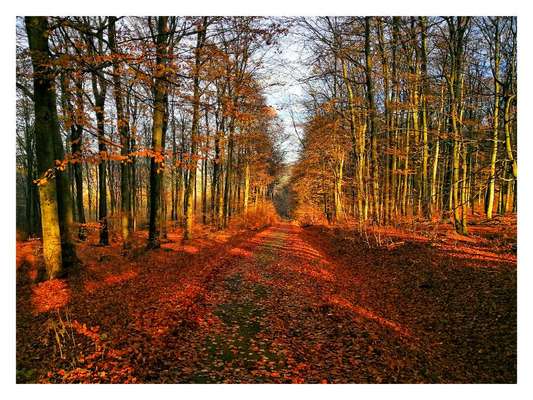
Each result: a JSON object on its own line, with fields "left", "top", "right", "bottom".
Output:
{"left": 364, "top": 17, "right": 380, "bottom": 224}
{"left": 109, "top": 16, "right": 132, "bottom": 248}
{"left": 184, "top": 18, "right": 207, "bottom": 240}
{"left": 148, "top": 16, "right": 169, "bottom": 248}
{"left": 486, "top": 19, "right": 501, "bottom": 220}
{"left": 26, "top": 16, "right": 74, "bottom": 278}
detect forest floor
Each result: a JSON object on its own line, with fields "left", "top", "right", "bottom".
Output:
{"left": 16, "top": 214, "right": 516, "bottom": 383}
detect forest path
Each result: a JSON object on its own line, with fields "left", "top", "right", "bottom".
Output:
{"left": 169, "top": 222, "right": 432, "bottom": 383}
{"left": 17, "top": 220, "right": 516, "bottom": 383}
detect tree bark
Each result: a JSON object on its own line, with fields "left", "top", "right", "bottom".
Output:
{"left": 148, "top": 16, "right": 169, "bottom": 248}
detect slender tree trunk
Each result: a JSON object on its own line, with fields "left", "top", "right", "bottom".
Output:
{"left": 94, "top": 92, "right": 108, "bottom": 245}
{"left": 364, "top": 17, "right": 380, "bottom": 224}
{"left": 447, "top": 17, "right": 470, "bottom": 234}
{"left": 419, "top": 17, "right": 431, "bottom": 219}
{"left": 486, "top": 20, "right": 501, "bottom": 220}
{"left": 109, "top": 16, "right": 132, "bottom": 248}
{"left": 243, "top": 161, "right": 250, "bottom": 215}
{"left": 184, "top": 18, "right": 207, "bottom": 240}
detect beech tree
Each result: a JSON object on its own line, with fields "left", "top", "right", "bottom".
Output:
{"left": 291, "top": 16, "right": 517, "bottom": 234}
{"left": 25, "top": 16, "right": 78, "bottom": 278}
{"left": 17, "top": 15, "right": 513, "bottom": 250}
{"left": 17, "top": 16, "right": 283, "bottom": 254}
{"left": 147, "top": 16, "right": 171, "bottom": 249}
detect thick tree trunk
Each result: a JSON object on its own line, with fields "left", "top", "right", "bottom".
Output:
{"left": 148, "top": 16, "right": 169, "bottom": 248}
{"left": 26, "top": 16, "right": 76, "bottom": 278}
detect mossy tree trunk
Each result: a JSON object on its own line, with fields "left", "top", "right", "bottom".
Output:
{"left": 26, "top": 16, "right": 77, "bottom": 278}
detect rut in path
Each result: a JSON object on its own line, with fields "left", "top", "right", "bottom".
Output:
{"left": 168, "top": 223, "right": 432, "bottom": 383}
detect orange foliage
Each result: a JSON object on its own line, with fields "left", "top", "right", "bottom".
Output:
{"left": 31, "top": 280, "right": 70, "bottom": 314}
{"left": 16, "top": 214, "right": 515, "bottom": 383}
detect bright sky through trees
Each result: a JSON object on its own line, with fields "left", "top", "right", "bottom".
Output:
{"left": 14, "top": 15, "right": 517, "bottom": 386}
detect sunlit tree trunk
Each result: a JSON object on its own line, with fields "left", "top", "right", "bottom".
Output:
{"left": 184, "top": 18, "right": 207, "bottom": 240}
{"left": 109, "top": 16, "right": 132, "bottom": 248}
{"left": 446, "top": 17, "right": 470, "bottom": 235}
{"left": 26, "top": 16, "right": 76, "bottom": 278}
{"left": 486, "top": 18, "right": 501, "bottom": 220}
{"left": 202, "top": 111, "right": 210, "bottom": 224}
{"left": 73, "top": 82, "right": 87, "bottom": 240}
{"left": 223, "top": 131, "right": 234, "bottom": 227}
{"left": 84, "top": 22, "right": 110, "bottom": 245}
{"left": 364, "top": 17, "right": 380, "bottom": 224}
{"left": 430, "top": 84, "right": 445, "bottom": 218}
{"left": 333, "top": 155, "right": 344, "bottom": 222}
{"left": 419, "top": 17, "right": 430, "bottom": 219}
{"left": 243, "top": 161, "right": 250, "bottom": 215}
{"left": 504, "top": 94, "right": 517, "bottom": 180}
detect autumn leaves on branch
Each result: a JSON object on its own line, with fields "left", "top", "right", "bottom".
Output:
{"left": 17, "top": 16, "right": 517, "bottom": 279}
{"left": 20, "top": 16, "right": 284, "bottom": 279}
{"left": 290, "top": 17, "right": 516, "bottom": 232}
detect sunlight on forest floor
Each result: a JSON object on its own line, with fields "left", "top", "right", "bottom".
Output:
{"left": 16, "top": 214, "right": 516, "bottom": 383}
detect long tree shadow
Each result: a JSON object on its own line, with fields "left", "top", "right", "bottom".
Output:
{"left": 299, "top": 224, "right": 516, "bottom": 383}
{"left": 16, "top": 225, "right": 274, "bottom": 383}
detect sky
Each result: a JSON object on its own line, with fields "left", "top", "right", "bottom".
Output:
{"left": 15, "top": 16, "right": 309, "bottom": 165}
{"left": 261, "top": 25, "right": 310, "bottom": 164}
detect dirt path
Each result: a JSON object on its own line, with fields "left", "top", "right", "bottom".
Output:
{"left": 17, "top": 221, "right": 516, "bottom": 383}
{"left": 163, "top": 223, "right": 436, "bottom": 383}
